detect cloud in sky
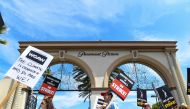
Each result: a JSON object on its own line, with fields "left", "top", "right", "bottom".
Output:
{"left": 1, "top": 0, "right": 189, "bottom": 40}
{"left": 132, "top": 29, "right": 190, "bottom": 80}
{"left": 114, "top": 91, "right": 157, "bottom": 109}
{"left": 0, "top": 0, "right": 129, "bottom": 39}
{"left": 36, "top": 92, "right": 88, "bottom": 109}
{"left": 0, "top": 36, "right": 19, "bottom": 65}
{"left": 53, "top": 92, "right": 84, "bottom": 108}
{"left": 133, "top": 30, "right": 190, "bottom": 65}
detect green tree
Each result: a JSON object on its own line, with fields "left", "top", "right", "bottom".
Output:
{"left": 72, "top": 66, "right": 124, "bottom": 102}
{"left": 73, "top": 65, "right": 91, "bottom": 102}
{"left": 0, "top": 25, "right": 6, "bottom": 34}
{"left": 0, "top": 39, "right": 7, "bottom": 45}
{"left": 152, "top": 102, "right": 162, "bottom": 109}
{"left": 43, "top": 67, "right": 52, "bottom": 77}
{"left": 0, "top": 12, "right": 7, "bottom": 45}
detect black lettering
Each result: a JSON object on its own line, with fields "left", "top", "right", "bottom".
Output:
{"left": 12, "top": 67, "right": 20, "bottom": 73}
{"left": 16, "top": 75, "right": 27, "bottom": 82}
{"left": 18, "top": 58, "right": 26, "bottom": 64}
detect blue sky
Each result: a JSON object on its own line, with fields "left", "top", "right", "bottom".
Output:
{"left": 0, "top": 0, "right": 190, "bottom": 109}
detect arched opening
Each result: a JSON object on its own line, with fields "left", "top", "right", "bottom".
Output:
{"left": 107, "top": 63, "right": 166, "bottom": 109}
{"left": 109, "top": 63, "right": 165, "bottom": 90}
{"left": 104, "top": 54, "right": 175, "bottom": 88}
{"left": 103, "top": 54, "right": 176, "bottom": 109}
{"left": 30, "top": 60, "right": 93, "bottom": 109}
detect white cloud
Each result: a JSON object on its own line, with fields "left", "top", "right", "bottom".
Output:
{"left": 133, "top": 30, "right": 190, "bottom": 80}
{"left": 0, "top": 0, "right": 129, "bottom": 39}
{"left": 176, "top": 36, "right": 190, "bottom": 65}
{"left": 133, "top": 30, "right": 174, "bottom": 41}
{"left": 36, "top": 92, "right": 85, "bottom": 109}
{"left": 0, "top": 36, "right": 19, "bottom": 65}
{"left": 133, "top": 30, "right": 190, "bottom": 64}
{"left": 80, "top": 0, "right": 128, "bottom": 21}
{"left": 53, "top": 93, "right": 83, "bottom": 108}
{"left": 1, "top": 0, "right": 189, "bottom": 40}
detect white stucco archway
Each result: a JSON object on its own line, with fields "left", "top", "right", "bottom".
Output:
{"left": 0, "top": 41, "right": 189, "bottom": 109}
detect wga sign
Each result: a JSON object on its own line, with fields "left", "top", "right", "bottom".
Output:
{"left": 26, "top": 50, "right": 47, "bottom": 65}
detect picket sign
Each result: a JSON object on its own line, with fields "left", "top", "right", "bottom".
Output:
{"left": 93, "top": 96, "right": 107, "bottom": 109}
{"left": 105, "top": 93, "right": 117, "bottom": 109}
{"left": 110, "top": 72, "right": 134, "bottom": 101}
{"left": 39, "top": 75, "right": 61, "bottom": 97}
{"left": 137, "top": 88, "right": 147, "bottom": 107}
{"left": 0, "top": 46, "right": 53, "bottom": 108}
{"left": 187, "top": 68, "right": 190, "bottom": 95}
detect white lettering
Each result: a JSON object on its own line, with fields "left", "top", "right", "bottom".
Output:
{"left": 112, "top": 82, "right": 127, "bottom": 97}
{"left": 28, "top": 53, "right": 45, "bottom": 62}
{"left": 41, "top": 87, "right": 54, "bottom": 95}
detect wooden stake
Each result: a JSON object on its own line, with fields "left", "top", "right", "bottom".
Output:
{"left": 0, "top": 81, "right": 19, "bottom": 108}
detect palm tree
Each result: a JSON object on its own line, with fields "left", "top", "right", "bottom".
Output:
{"left": 0, "top": 25, "right": 6, "bottom": 34}
{"left": 72, "top": 66, "right": 124, "bottom": 102}
{"left": 0, "top": 39, "right": 7, "bottom": 45}
{"left": 72, "top": 65, "right": 91, "bottom": 102}
{"left": 152, "top": 102, "right": 162, "bottom": 109}
{"left": 43, "top": 67, "right": 52, "bottom": 78}
{"left": 0, "top": 12, "right": 7, "bottom": 45}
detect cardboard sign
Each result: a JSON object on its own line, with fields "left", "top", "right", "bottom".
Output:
{"left": 187, "top": 68, "right": 190, "bottom": 95}
{"left": 156, "top": 85, "right": 177, "bottom": 109}
{"left": 116, "top": 72, "right": 134, "bottom": 89}
{"left": 110, "top": 72, "right": 134, "bottom": 101}
{"left": 93, "top": 97, "right": 108, "bottom": 109}
{"left": 5, "top": 46, "right": 53, "bottom": 88}
{"left": 39, "top": 75, "right": 61, "bottom": 97}
{"left": 137, "top": 88, "right": 147, "bottom": 107}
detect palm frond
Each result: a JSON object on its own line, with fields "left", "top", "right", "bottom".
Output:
{"left": 0, "top": 39, "right": 7, "bottom": 45}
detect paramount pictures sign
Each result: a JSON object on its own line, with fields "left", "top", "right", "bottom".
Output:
{"left": 77, "top": 51, "right": 119, "bottom": 57}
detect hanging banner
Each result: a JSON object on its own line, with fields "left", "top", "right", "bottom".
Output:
{"left": 39, "top": 75, "right": 61, "bottom": 97}
{"left": 110, "top": 72, "right": 134, "bottom": 101}
{"left": 156, "top": 85, "right": 177, "bottom": 109}
{"left": 187, "top": 68, "right": 190, "bottom": 95}
{"left": 137, "top": 88, "right": 147, "bottom": 107}
{"left": 5, "top": 46, "right": 53, "bottom": 88}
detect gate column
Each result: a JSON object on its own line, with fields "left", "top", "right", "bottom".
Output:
{"left": 165, "top": 51, "right": 185, "bottom": 104}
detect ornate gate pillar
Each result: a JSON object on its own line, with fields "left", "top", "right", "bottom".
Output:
{"left": 165, "top": 51, "right": 185, "bottom": 104}
{"left": 170, "top": 53, "right": 190, "bottom": 105}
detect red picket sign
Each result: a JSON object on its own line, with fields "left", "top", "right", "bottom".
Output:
{"left": 110, "top": 79, "right": 130, "bottom": 101}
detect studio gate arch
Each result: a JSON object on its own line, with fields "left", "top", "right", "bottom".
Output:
{"left": 0, "top": 41, "right": 189, "bottom": 109}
